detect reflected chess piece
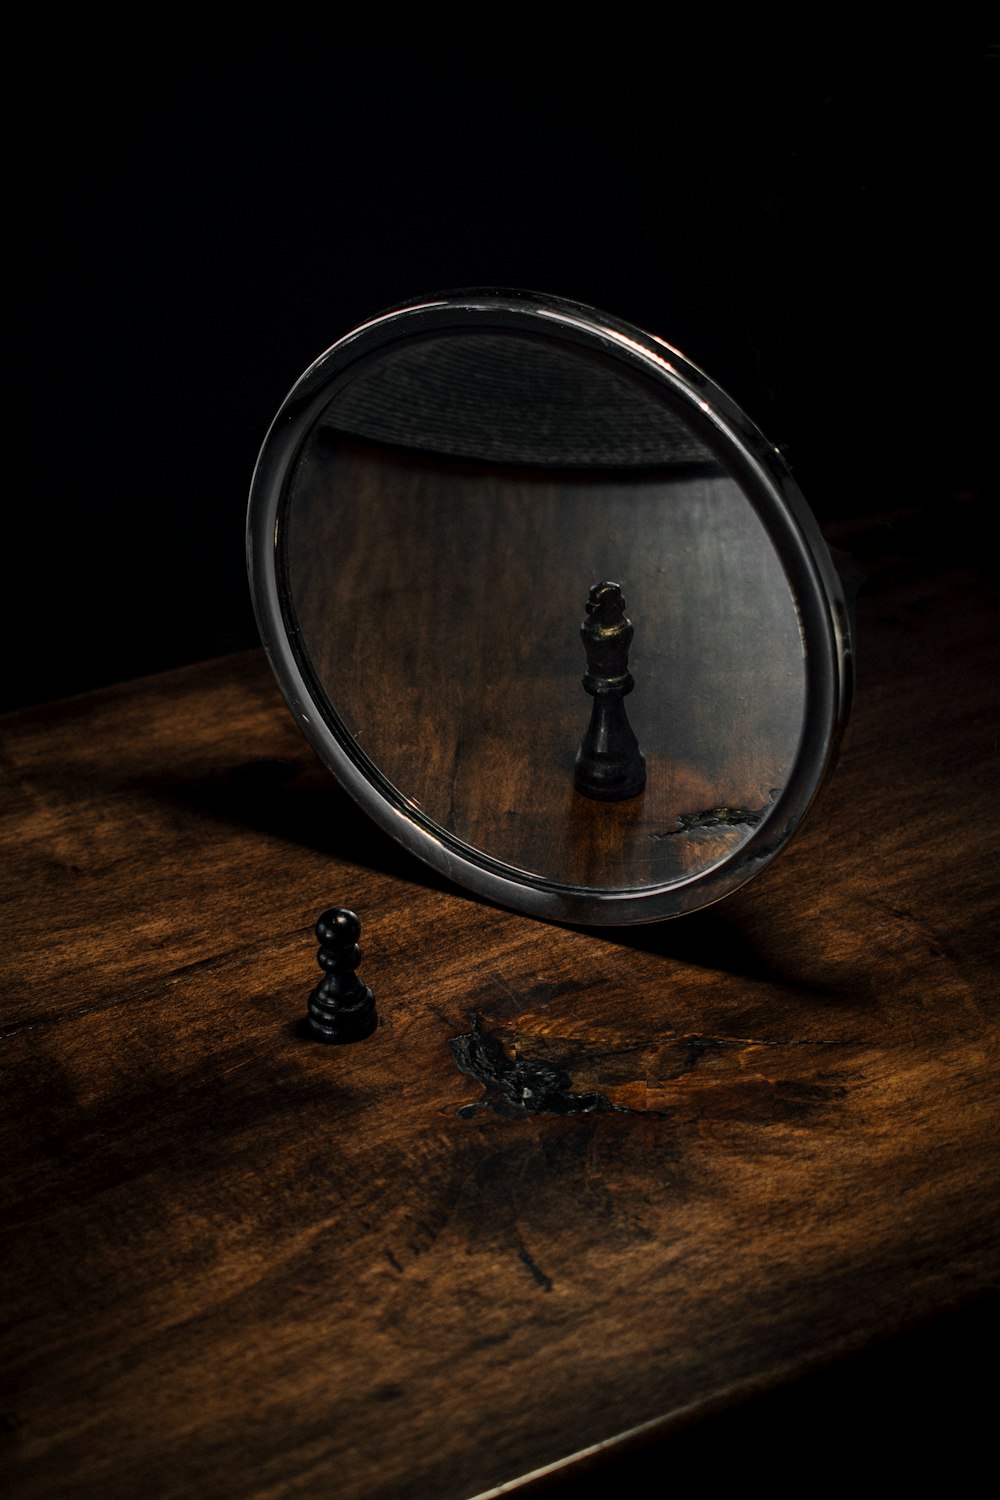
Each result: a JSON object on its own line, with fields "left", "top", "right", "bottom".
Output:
{"left": 574, "top": 581, "right": 646, "bottom": 801}
{"left": 305, "top": 908, "right": 378, "bottom": 1043}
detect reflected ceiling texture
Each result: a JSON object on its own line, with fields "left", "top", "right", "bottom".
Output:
{"left": 248, "top": 293, "right": 851, "bottom": 923}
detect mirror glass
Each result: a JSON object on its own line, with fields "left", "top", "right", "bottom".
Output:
{"left": 279, "top": 327, "right": 807, "bottom": 893}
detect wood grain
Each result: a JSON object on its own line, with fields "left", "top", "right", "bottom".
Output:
{"left": 1, "top": 497, "right": 997, "bottom": 1499}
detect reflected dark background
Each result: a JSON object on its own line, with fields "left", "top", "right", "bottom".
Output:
{"left": 13, "top": 32, "right": 994, "bottom": 712}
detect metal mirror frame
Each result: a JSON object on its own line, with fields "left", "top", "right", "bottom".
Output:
{"left": 247, "top": 290, "right": 853, "bottom": 925}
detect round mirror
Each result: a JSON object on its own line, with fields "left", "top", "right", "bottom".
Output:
{"left": 247, "top": 292, "right": 852, "bottom": 924}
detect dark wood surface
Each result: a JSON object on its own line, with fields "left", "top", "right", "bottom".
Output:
{"left": 1, "top": 499, "right": 998, "bottom": 1498}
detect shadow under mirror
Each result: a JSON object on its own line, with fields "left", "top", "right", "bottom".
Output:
{"left": 281, "top": 329, "right": 807, "bottom": 892}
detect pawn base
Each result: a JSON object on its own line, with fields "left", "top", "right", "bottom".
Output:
{"left": 305, "top": 983, "right": 378, "bottom": 1045}
{"left": 574, "top": 762, "right": 647, "bottom": 801}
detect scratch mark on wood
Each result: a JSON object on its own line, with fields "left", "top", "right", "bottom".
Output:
{"left": 676, "top": 1031, "right": 858, "bottom": 1059}
{"left": 516, "top": 1241, "right": 553, "bottom": 1292}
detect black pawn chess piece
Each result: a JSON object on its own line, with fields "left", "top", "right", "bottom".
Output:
{"left": 574, "top": 580, "right": 646, "bottom": 801}
{"left": 305, "top": 908, "right": 378, "bottom": 1043}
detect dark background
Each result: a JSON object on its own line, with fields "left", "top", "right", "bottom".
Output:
{"left": 14, "top": 31, "right": 995, "bottom": 713}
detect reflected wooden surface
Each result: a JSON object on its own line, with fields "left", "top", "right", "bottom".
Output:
{"left": 285, "top": 437, "right": 805, "bottom": 888}
{"left": 1, "top": 499, "right": 997, "bottom": 1499}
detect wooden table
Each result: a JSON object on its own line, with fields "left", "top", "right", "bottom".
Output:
{"left": 2, "top": 500, "right": 997, "bottom": 1498}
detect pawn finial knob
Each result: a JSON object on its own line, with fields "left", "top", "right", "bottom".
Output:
{"left": 305, "top": 908, "right": 377, "bottom": 1043}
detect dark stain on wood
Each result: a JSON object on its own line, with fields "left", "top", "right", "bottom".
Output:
{"left": 451, "top": 1003, "right": 854, "bottom": 1127}
{"left": 450, "top": 1015, "right": 630, "bottom": 1119}
{"left": 655, "top": 788, "right": 780, "bottom": 839}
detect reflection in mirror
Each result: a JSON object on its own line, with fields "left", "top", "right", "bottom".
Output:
{"left": 281, "top": 330, "right": 806, "bottom": 893}
{"left": 573, "top": 580, "right": 646, "bottom": 804}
